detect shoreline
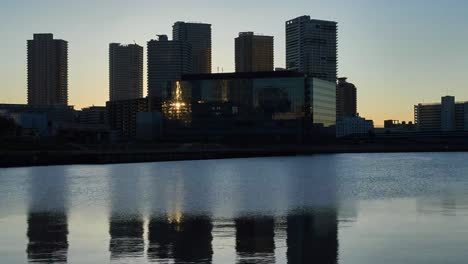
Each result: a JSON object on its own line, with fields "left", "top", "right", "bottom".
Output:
{"left": 1, "top": 144, "right": 467, "bottom": 168}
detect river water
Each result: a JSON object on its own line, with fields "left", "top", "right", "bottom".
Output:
{"left": 1, "top": 153, "right": 468, "bottom": 263}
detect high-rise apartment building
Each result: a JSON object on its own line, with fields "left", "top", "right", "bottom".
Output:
{"left": 336, "top": 77, "right": 357, "bottom": 120}
{"left": 286, "top": 16, "right": 337, "bottom": 82}
{"left": 235, "top": 32, "right": 274, "bottom": 72}
{"left": 147, "top": 35, "right": 192, "bottom": 99}
{"left": 173, "top": 22, "right": 212, "bottom": 73}
{"left": 109, "top": 43, "right": 143, "bottom": 102}
{"left": 415, "top": 96, "right": 468, "bottom": 131}
{"left": 27, "top": 33, "right": 68, "bottom": 105}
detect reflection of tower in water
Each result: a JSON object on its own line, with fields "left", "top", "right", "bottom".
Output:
{"left": 147, "top": 215, "right": 177, "bottom": 261}
{"left": 235, "top": 216, "right": 275, "bottom": 264}
{"left": 147, "top": 215, "right": 213, "bottom": 263}
{"left": 108, "top": 214, "right": 144, "bottom": 259}
{"left": 108, "top": 166, "right": 144, "bottom": 259}
{"left": 287, "top": 210, "right": 338, "bottom": 264}
{"left": 27, "top": 212, "right": 68, "bottom": 263}
{"left": 26, "top": 167, "right": 69, "bottom": 263}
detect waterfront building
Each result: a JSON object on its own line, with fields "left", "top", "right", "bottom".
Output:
{"left": 173, "top": 22, "right": 212, "bottom": 74}
{"left": 336, "top": 115, "right": 374, "bottom": 138}
{"left": 79, "top": 106, "right": 108, "bottom": 125}
{"left": 0, "top": 104, "right": 75, "bottom": 125}
{"left": 286, "top": 16, "right": 337, "bottom": 82}
{"left": 336, "top": 77, "right": 357, "bottom": 120}
{"left": 415, "top": 96, "right": 468, "bottom": 132}
{"left": 235, "top": 32, "right": 274, "bottom": 72}
{"left": 106, "top": 98, "right": 149, "bottom": 139}
{"left": 147, "top": 35, "right": 192, "bottom": 99}
{"left": 109, "top": 43, "right": 143, "bottom": 101}
{"left": 157, "top": 71, "right": 336, "bottom": 141}
{"left": 28, "top": 34, "right": 68, "bottom": 105}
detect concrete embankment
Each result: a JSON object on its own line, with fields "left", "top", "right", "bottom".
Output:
{"left": 1, "top": 144, "right": 467, "bottom": 168}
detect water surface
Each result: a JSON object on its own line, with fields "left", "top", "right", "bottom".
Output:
{"left": 1, "top": 153, "right": 468, "bottom": 263}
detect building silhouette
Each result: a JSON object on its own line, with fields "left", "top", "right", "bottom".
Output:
{"left": 78, "top": 106, "right": 108, "bottom": 125}
{"left": 235, "top": 216, "right": 275, "bottom": 264}
{"left": 106, "top": 97, "right": 149, "bottom": 139}
{"left": 235, "top": 32, "right": 274, "bottom": 73}
{"left": 147, "top": 35, "right": 192, "bottom": 99}
{"left": 157, "top": 71, "right": 336, "bottom": 142}
{"left": 27, "top": 33, "right": 68, "bottom": 105}
{"left": 286, "top": 16, "right": 337, "bottom": 82}
{"left": 109, "top": 43, "right": 143, "bottom": 102}
{"left": 415, "top": 96, "right": 468, "bottom": 131}
{"left": 336, "top": 77, "right": 357, "bottom": 120}
{"left": 173, "top": 22, "right": 212, "bottom": 74}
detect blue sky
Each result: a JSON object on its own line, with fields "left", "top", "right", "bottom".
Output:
{"left": 1, "top": 0, "right": 468, "bottom": 125}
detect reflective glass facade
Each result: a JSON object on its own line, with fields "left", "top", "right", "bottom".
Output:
{"left": 159, "top": 72, "right": 336, "bottom": 140}
{"left": 310, "top": 78, "right": 336, "bottom": 127}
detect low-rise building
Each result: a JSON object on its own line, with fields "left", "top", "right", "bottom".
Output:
{"left": 0, "top": 104, "right": 75, "bottom": 136}
{"left": 336, "top": 115, "right": 374, "bottom": 138}
{"left": 79, "top": 106, "right": 108, "bottom": 125}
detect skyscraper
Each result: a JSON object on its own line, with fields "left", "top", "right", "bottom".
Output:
{"left": 235, "top": 32, "right": 274, "bottom": 72}
{"left": 336, "top": 77, "right": 357, "bottom": 120}
{"left": 173, "top": 22, "right": 212, "bottom": 74}
{"left": 109, "top": 43, "right": 143, "bottom": 102}
{"left": 147, "top": 35, "right": 192, "bottom": 98}
{"left": 27, "top": 33, "right": 68, "bottom": 105}
{"left": 286, "top": 16, "right": 337, "bottom": 82}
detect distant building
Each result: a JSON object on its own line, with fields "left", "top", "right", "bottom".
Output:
{"left": 384, "top": 120, "right": 415, "bottom": 130}
{"left": 286, "top": 16, "right": 337, "bottom": 82}
{"left": 0, "top": 104, "right": 75, "bottom": 136}
{"left": 136, "top": 112, "right": 163, "bottom": 141}
{"left": 235, "top": 32, "right": 274, "bottom": 72}
{"left": 147, "top": 35, "right": 192, "bottom": 99}
{"left": 9, "top": 113, "right": 48, "bottom": 137}
{"left": 27, "top": 34, "right": 68, "bottom": 105}
{"left": 336, "top": 115, "right": 374, "bottom": 138}
{"left": 106, "top": 98, "right": 149, "bottom": 139}
{"left": 79, "top": 106, "right": 108, "bottom": 125}
{"left": 415, "top": 96, "right": 468, "bottom": 131}
{"left": 109, "top": 43, "right": 143, "bottom": 101}
{"left": 173, "top": 22, "right": 212, "bottom": 74}
{"left": 157, "top": 71, "right": 337, "bottom": 141}
{"left": 441, "top": 96, "right": 456, "bottom": 131}
{"left": 336, "top": 77, "right": 357, "bottom": 120}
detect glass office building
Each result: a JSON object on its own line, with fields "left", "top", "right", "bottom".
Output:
{"left": 160, "top": 71, "right": 336, "bottom": 141}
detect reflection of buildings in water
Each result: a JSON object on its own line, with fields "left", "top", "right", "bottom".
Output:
{"left": 108, "top": 166, "right": 145, "bottom": 259}
{"left": 147, "top": 215, "right": 177, "bottom": 261}
{"left": 147, "top": 215, "right": 213, "bottom": 263}
{"left": 235, "top": 216, "right": 275, "bottom": 264}
{"left": 26, "top": 167, "right": 69, "bottom": 263}
{"left": 27, "top": 212, "right": 69, "bottom": 263}
{"left": 417, "top": 194, "right": 461, "bottom": 216}
{"left": 287, "top": 210, "right": 338, "bottom": 264}
{"left": 108, "top": 214, "right": 144, "bottom": 259}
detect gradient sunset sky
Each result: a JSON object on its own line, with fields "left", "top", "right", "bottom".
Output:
{"left": 1, "top": 0, "right": 468, "bottom": 125}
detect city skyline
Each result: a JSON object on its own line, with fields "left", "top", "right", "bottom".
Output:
{"left": 2, "top": 0, "right": 468, "bottom": 125}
